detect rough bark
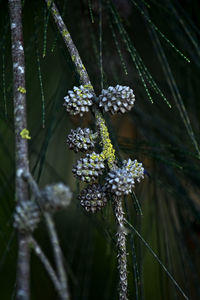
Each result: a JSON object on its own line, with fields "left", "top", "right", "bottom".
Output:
{"left": 8, "top": 0, "right": 30, "bottom": 299}
{"left": 113, "top": 196, "right": 128, "bottom": 300}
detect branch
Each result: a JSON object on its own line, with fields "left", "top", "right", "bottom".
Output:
{"left": 44, "top": 213, "right": 70, "bottom": 300}
{"left": 23, "top": 172, "right": 70, "bottom": 300}
{"left": 45, "top": 1, "right": 128, "bottom": 299}
{"left": 45, "top": 0, "right": 90, "bottom": 85}
{"left": 30, "top": 237, "right": 63, "bottom": 298}
{"left": 8, "top": 0, "right": 30, "bottom": 299}
{"left": 113, "top": 197, "right": 128, "bottom": 300}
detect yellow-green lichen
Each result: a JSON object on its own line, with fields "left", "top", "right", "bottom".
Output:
{"left": 72, "top": 55, "right": 76, "bottom": 62}
{"left": 47, "top": 0, "right": 52, "bottom": 8}
{"left": 96, "top": 111, "right": 115, "bottom": 168}
{"left": 82, "top": 64, "right": 86, "bottom": 71}
{"left": 62, "top": 29, "right": 70, "bottom": 38}
{"left": 52, "top": 8, "right": 58, "bottom": 16}
{"left": 18, "top": 86, "right": 26, "bottom": 94}
{"left": 90, "top": 153, "right": 102, "bottom": 161}
{"left": 83, "top": 84, "right": 93, "bottom": 90}
{"left": 20, "top": 128, "right": 31, "bottom": 139}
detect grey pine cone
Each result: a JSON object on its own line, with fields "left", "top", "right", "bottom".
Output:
{"left": 105, "top": 167, "right": 135, "bottom": 196}
{"left": 98, "top": 85, "right": 135, "bottom": 114}
{"left": 72, "top": 152, "right": 105, "bottom": 183}
{"left": 13, "top": 200, "right": 41, "bottom": 233}
{"left": 79, "top": 183, "right": 108, "bottom": 213}
{"left": 123, "top": 158, "right": 144, "bottom": 182}
{"left": 64, "top": 85, "right": 93, "bottom": 116}
{"left": 67, "top": 127, "right": 98, "bottom": 153}
{"left": 105, "top": 159, "right": 144, "bottom": 196}
{"left": 40, "top": 183, "right": 72, "bottom": 214}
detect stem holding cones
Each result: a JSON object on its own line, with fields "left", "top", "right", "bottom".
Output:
{"left": 45, "top": 1, "right": 128, "bottom": 298}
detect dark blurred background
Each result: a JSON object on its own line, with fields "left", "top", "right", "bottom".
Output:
{"left": 0, "top": 0, "right": 200, "bottom": 299}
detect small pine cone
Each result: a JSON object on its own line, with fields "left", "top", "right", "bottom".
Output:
{"left": 98, "top": 85, "right": 135, "bottom": 114}
{"left": 67, "top": 127, "right": 98, "bottom": 153}
{"left": 40, "top": 183, "right": 72, "bottom": 214}
{"left": 123, "top": 158, "right": 144, "bottom": 182}
{"left": 64, "top": 85, "right": 94, "bottom": 116}
{"left": 105, "top": 159, "right": 144, "bottom": 196}
{"left": 72, "top": 152, "right": 105, "bottom": 183}
{"left": 105, "top": 167, "right": 135, "bottom": 196}
{"left": 79, "top": 183, "right": 108, "bottom": 213}
{"left": 13, "top": 200, "right": 41, "bottom": 233}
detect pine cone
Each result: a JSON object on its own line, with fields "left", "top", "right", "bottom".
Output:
{"left": 72, "top": 152, "right": 105, "bottom": 183}
{"left": 105, "top": 166, "right": 135, "bottom": 196}
{"left": 123, "top": 158, "right": 144, "bottom": 182}
{"left": 105, "top": 159, "right": 144, "bottom": 196}
{"left": 67, "top": 127, "right": 98, "bottom": 153}
{"left": 40, "top": 183, "right": 72, "bottom": 214}
{"left": 64, "top": 85, "right": 94, "bottom": 116}
{"left": 98, "top": 85, "right": 135, "bottom": 114}
{"left": 79, "top": 183, "right": 108, "bottom": 213}
{"left": 13, "top": 200, "right": 41, "bottom": 233}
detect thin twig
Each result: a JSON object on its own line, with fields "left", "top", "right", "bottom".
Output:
{"left": 29, "top": 237, "right": 62, "bottom": 297}
{"left": 23, "top": 171, "right": 41, "bottom": 198}
{"left": 45, "top": 1, "right": 128, "bottom": 298}
{"left": 125, "top": 219, "right": 189, "bottom": 300}
{"left": 113, "top": 197, "right": 128, "bottom": 300}
{"left": 8, "top": 0, "right": 30, "bottom": 299}
{"left": 44, "top": 213, "right": 70, "bottom": 300}
{"left": 23, "top": 171, "right": 70, "bottom": 300}
{"left": 44, "top": 0, "right": 90, "bottom": 85}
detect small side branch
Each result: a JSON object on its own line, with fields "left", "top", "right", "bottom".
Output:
{"left": 30, "top": 237, "right": 62, "bottom": 297}
{"left": 113, "top": 196, "right": 128, "bottom": 300}
{"left": 44, "top": 213, "right": 70, "bottom": 300}
{"left": 23, "top": 171, "right": 70, "bottom": 300}
{"left": 8, "top": 0, "right": 30, "bottom": 299}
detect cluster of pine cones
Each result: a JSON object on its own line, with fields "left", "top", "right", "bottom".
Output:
{"left": 64, "top": 84, "right": 135, "bottom": 116}
{"left": 64, "top": 84, "right": 144, "bottom": 213}
{"left": 13, "top": 183, "right": 72, "bottom": 233}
